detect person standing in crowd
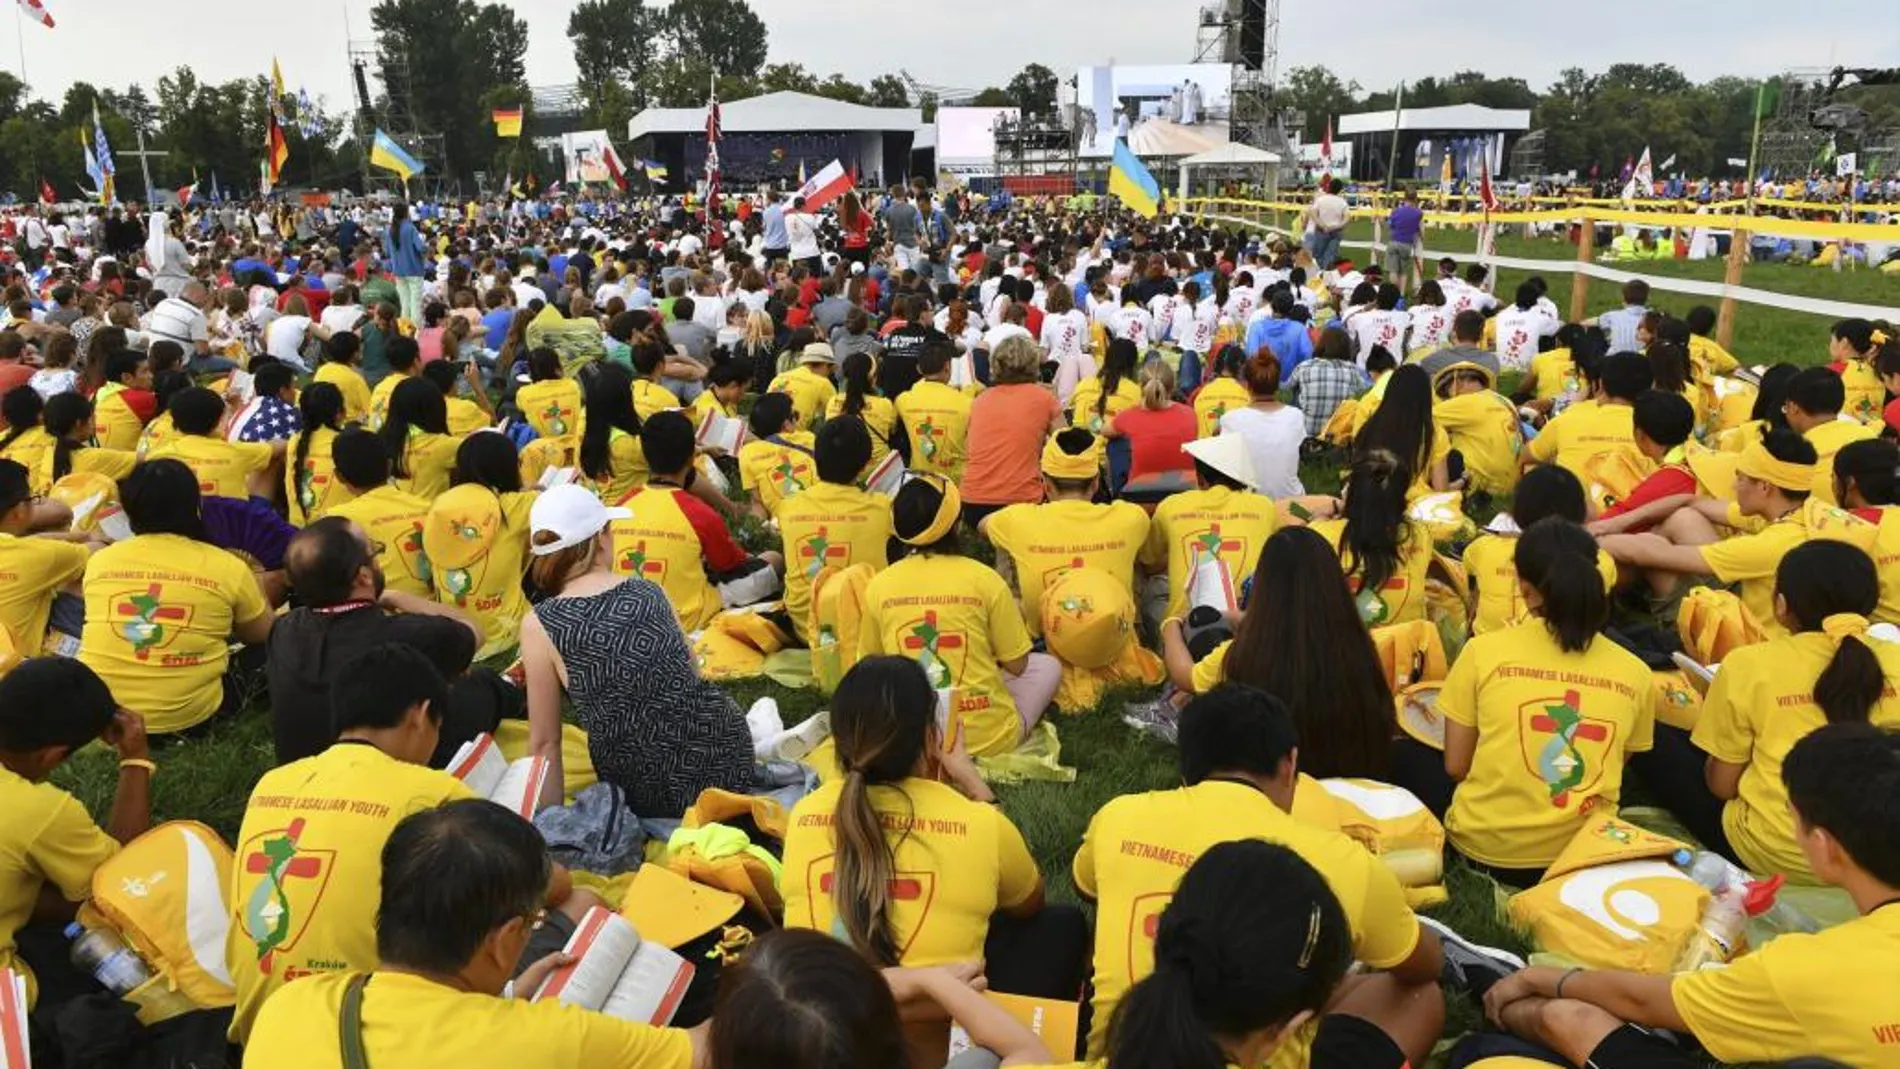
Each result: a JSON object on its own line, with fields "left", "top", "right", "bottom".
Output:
{"left": 384, "top": 202, "right": 429, "bottom": 325}
{"left": 1303, "top": 179, "right": 1352, "bottom": 269}
{"left": 1386, "top": 189, "right": 1424, "bottom": 283}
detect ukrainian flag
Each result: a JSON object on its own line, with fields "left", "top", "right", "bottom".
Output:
{"left": 1109, "top": 139, "right": 1161, "bottom": 219}
{"left": 369, "top": 130, "right": 425, "bottom": 181}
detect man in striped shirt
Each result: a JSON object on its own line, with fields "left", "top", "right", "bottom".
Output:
{"left": 1593, "top": 279, "right": 1651, "bottom": 353}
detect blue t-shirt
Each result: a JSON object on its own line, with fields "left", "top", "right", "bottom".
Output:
{"left": 232, "top": 257, "right": 272, "bottom": 281}
{"left": 1389, "top": 204, "right": 1424, "bottom": 245}
{"left": 481, "top": 307, "right": 517, "bottom": 348}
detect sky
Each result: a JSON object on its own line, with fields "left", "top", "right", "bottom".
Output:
{"left": 10, "top": 0, "right": 1900, "bottom": 115}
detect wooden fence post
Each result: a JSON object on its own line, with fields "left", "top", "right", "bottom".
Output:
{"left": 1569, "top": 213, "right": 1595, "bottom": 323}
{"left": 1716, "top": 230, "right": 1749, "bottom": 351}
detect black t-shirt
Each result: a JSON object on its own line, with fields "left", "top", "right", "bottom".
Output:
{"left": 264, "top": 604, "right": 478, "bottom": 766}
{"left": 879, "top": 323, "right": 948, "bottom": 399}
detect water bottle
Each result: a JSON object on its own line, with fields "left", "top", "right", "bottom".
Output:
{"left": 65, "top": 923, "right": 153, "bottom": 995}
{"left": 1672, "top": 850, "right": 1782, "bottom": 970}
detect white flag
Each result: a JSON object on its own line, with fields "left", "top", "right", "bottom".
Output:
{"left": 1837, "top": 152, "right": 1858, "bottom": 177}
{"left": 1658, "top": 152, "right": 1677, "bottom": 172}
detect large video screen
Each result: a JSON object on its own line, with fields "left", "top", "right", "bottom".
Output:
{"left": 936, "top": 106, "right": 1019, "bottom": 171}
{"left": 1076, "top": 64, "right": 1232, "bottom": 158}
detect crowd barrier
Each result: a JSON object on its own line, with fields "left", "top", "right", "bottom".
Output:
{"left": 1243, "top": 190, "right": 1900, "bottom": 216}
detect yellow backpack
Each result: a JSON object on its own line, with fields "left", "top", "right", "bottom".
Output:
{"left": 1407, "top": 491, "right": 1472, "bottom": 543}
{"left": 1506, "top": 816, "right": 1708, "bottom": 972}
{"left": 1371, "top": 620, "right": 1449, "bottom": 696}
{"left": 1319, "top": 779, "right": 1449, "bottom": 909}
{"left": 810, "top": 562, "right": 876, "bottom": 696}
{"left": 76, "top": 821, "right": 237, "bottom": 1024}
{"left": 1041, "top": 567, "right": 1163, "bottom": 714}
{"left": 1582, "top": 450, "right": 1656, "bottom": 515}
{"left": 48, "top": 471, "right": 120, "bottom": 535}
{"left": 1676, "top": 586, "right": 1765, "bottom": 666}
{"left": 691, "top": 610, "right": 792, "bottom": 681}
{"left": 669, "top": 789, "right": 790, "bottom": 921}
{"left": 421, "top": 484, "right": 503, "bottom": 607}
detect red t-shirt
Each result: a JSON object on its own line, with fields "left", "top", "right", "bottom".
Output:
{"left": 798, "top": 278, "right": 823, "bottom": 307}
{"left": 1113, "top": 403, "right": 1198, "bottom": 482}
{"left": 1597, "top": 465, "right": 1697, "bottom": 526}
{"left": 1883, "top": 397, "right": 1900, "bottom": 438}
{"left": 1024, "top": 305, "right": 1045, "bottom": 339}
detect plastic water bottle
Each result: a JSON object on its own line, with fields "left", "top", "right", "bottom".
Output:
{"left": 65, "top": 923, "right": 153, "bottom": 995}
{"left": 1672, "top": 850, "right": 1783, "bottom": 970}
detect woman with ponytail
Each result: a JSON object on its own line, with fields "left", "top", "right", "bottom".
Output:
{"left": 1307, "top": 449, "right": 1432, "bottom": 627}
{"left": 1352, "top": 364, "right": 1449, "bottom": 497}
{"left": 1071, "top": 337, "right": 1142, "bottom": 434}
{"left": 1105, "top": 360, "right": 1196, "bottom": 489}
{"left": 1680, "top": 541, "right": 1900, "bottom": 882}
{"left": 1829, "top": 317, "right": 1895, "bottom": 425}
{"left": 285, "top": 382, "right": 348, "bottom": 526}
{"left": 1441, "top": 517, "right": 1655, "bottom": 884}
{"left": 42, "top": 392, "right": 136, "bottom": 489}
{"left": 823, "top": 351, "right": 897, "bottom": 471}
{"left": 0, "top": 386, "right": 52, "bottom": 475}
{"left": 782, "top": 657, "right": 1086, "bottom": 1002}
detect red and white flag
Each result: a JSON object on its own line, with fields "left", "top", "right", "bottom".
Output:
{"left": 704, "top": 76, "right": 722, "bottom": 219}
{"left": 37, "top": 178, "right": 54, "bottom": 205}
{"left": 1319, "top": 117, "right": 1334, "bottom": 185}
{"left": 601, "top": 142, "right": 629, "bottom": 193}
{"left": 1478, "top": 152, "right": 1500, "bottom": 214}
{"left": 15, "top": 0, "right": 53, "bottom": 28}
{"left": 794, "top": 159, "right": 852, "bottom": 212}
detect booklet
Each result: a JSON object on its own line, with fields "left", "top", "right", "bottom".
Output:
{"left": 534, "top": 465, "right": 578, "bottom": 491}
{"left": 532, "top": 907, "right": 695, "bottom": 1026}
{"left": 695, "top": 409, "right": 749, "bottom": 455}
{"left": 1187, "top": 555, "right": 1238, "bottom": 616}
{"left": 0, "top": 967, "right": 28, "bottom": 1069}
{"left": 946, "top": 993, "right": 1079, "bottom": 1064}
{"left": 446, "top": 733, "right": 551, "bottom": 820}
{"left": 863, "top": 451, "right": 907, "bottom": 497}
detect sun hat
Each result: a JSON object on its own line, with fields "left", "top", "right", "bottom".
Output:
{"left": 1181, "top": 432, "right": 1259, "bottom": 491}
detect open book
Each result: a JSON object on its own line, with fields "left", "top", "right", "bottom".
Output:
{"left": 695, "top": 408, "right": 749, "bottom": 455}
{"left": 446, "top": 733, "right": 550, "bottom": 819}
{"left": 532, "top": 907, "right": 695, "bottom": 1026}
{"left": 0, "top": 967, "right": 28, "bottom": 1069}
{"left": 1187, "top": 555, "right": 1238, "bottom": 616}
{"left": 534, "top": 465, "right": 579, "bottom": 491}
{"left": 863, "top": 451, "right": 907, "bottom": 497}
{"left": 946, "top": 993, "right": 1079, "bottom": 1064}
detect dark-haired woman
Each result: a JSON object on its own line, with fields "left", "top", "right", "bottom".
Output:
{"left": 781, "top": 656, "right": 1086, "bottom": 1012}
{"left": 1307, "top": 450, "right": 1432, "bottom": 627}
{"left": 1191, "top": 343, "right": 1251, "bottom": 438}
{"left": 285, "top": 383, "right": 348, "bottom": 526}
{"left": 379, "top": 376, "right": 462, "bottom": 500}
{"left": 1353, "top": 364, "right": 1449, "bottom": 499}
{"left": 1677, "top": 541, "right": 1900, "bottom": 882}
{"left": 823, "top": 352, "right": 897, "bottom": 472}
{"left": 577, "top": 361, "right": 647, "bottom": 502}
{"left": 1441, "top": 518, "right": 1656, "bottom": 885}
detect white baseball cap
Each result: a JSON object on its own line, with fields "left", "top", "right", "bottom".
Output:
{"left": 529, "top": 485, "right": 630, "bottom": 556}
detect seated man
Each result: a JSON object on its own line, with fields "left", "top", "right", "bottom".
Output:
{"left": 981, "top": 429, "right": 1150, "bottom": 637}
{"left": 325, "top": 428, "right": 435, "bottom": 598}
{"left": 0, "top": 659, "right": 150, "bottom": 1010}
{"left": 266, "top": 516, "right": 494, "bottom": 767}
{"left": 1075, "top": 684, "right": 1509, "bottom": 1064}
{"left": 1139, "top": 432, "right": 1277, "bottom": 625}
{"left": 147, "top": 386, "right": 286, "bottom": 499}
{"left": 92, "top": 349, "right": 156, "bottom": 451}
{"left": 1782, "top": 366, "right": 1878, "bottom": 504}
{"left": 229, "top": 643, "right": 582, "bottom": 1044}
{"left": 774, "top": 418, "right": 892, "bottom": 646}
{"left": 1483, "top": 722, "right": 1900, "bottom": 1069}
{"left": 628, "top": 337, "right": 685, "bottom": 420}
{"left": 611, "top": 411, "right": 783, "bottom": 632}
{"left": 737, "top": 393, "right": 816, "bottom": 521}
{"left": 0, "top": 459, "right": 93, "bottom": 656}
{"left": 1522, "top": 351, "right": 1651, "bottom": 480}
{"left": 766, "top": 343, "right": 838, "bottom": 432}
{"left": 1430, "top": 356, "right": 1521, "bottom": 496}
{"left": 244, "top": 797, "right": 698, "bottom": 1068}
{"left": 894, "top": 338, "right": 973, "bottom": 480}
{"left": 1600, "top": 430, "right": 1875, "bottom": 632}
{"left": 366, "top": 335, "right": 421, "bottom": 431}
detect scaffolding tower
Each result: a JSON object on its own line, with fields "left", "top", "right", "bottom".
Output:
{"left": 349, "top": 36, "right": 445, "bottom": 195}
{"left": 1192, "top": 0, "right": 1292, "bottom": 164}
{"left": 1757, "top": 68, "right": 1835, "bottom": 178}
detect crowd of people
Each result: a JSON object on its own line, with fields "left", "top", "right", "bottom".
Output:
{"left": 0, "top": 171, "right": 1898, "bottom": 1069}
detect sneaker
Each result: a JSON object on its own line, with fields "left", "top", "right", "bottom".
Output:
{"left": 1122, "top": 696, "right": 1181, "bottom": 745}
{"left": 1419, "top": 915, "right": 1524, "bottom": 998}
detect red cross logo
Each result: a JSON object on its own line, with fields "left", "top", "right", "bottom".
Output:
{"left": 902, "top": 610, "right": 965, "bottom": 689}
{"left": 114, "top": 583, "right": 190, "bottom": 660}
{"left": 797, "top": 526, "right": 852, "bottom": 579}
{"left": 617, "top": 540, "right": 668, "bottom": 580}
{"left": 1189, "top": 522, "right": 1243, "bottom": 564}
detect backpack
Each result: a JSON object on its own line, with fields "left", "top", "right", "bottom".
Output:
{"left": 1675, "top": 587, "right": 1765, "bottom": 666}
{"left": 669, "top": 790, "right": 789, "bottom": 921}
{"left": 76, "top": 822, "right": 237, "bottom": 1024}
{"left": 810, "top": 562, "right": 875, "bottom": 696}
{"left": 1319, "top": 779, "right": 1448, "bottom": 909}
{"left": 421, "top": 484, "right": 503, "bottom": 607}
{"left": 1581, "top": 450, "right": 1655, "bottom": 514}
{"left": 1371, "top": 620, "right": 1449, "bottom": 696}
{"left": 1506, "top": 816, "right": 1707, "bottom": 972}
{"left": 1407, "top": 491, "right": 1472, "bottom": 543}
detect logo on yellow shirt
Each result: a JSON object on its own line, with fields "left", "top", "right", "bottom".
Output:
{"left": 814, "top": 867, "right": 934, "bottom": 957}
{"left": 901, "top": 610, "right": 964, "bottom": 689}
{"left": 113, "top": 583, "right": 192, "bottom": 659}
{"left": 797, "top": 527, "right": 851, "bottom": 579}
{"left": 1523, "top": 689, "right": 1614, "bottom": 808}
{"left": 1126, "top": 890, "right": 1173, "bottom": 981}
{"left": 616, "top": 541, "right": 669, "bottom": 582}
{"left": 296, "top": 461, "right": 330, "bottom": 512}
{"left": 915, "top": 417, "right": 941, "bottom": 459}
{"left": 239, "top": 818, "right": 335, "bottom": 975}
{"left": 772, "top": 453, "right": 812, "bottom": 496}
{"left": 1346, "top": 574, "right": 1409, "bottom": 626}
{"left": 541, "top": 402, "right": 571, "bottom": 437}
{"left": 1186, "top": 524, "right": 1244, "bottom": 566}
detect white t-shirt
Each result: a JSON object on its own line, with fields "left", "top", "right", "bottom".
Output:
{"left": 1038, "top": 309, "right": 1089, "bottom": 363}
{"left": 982, "top": 323, "right": 1032, "bottom": 352}
{"left": 595, "top": 281, "right": 628, "bottom": 307}
{"left": 265, "top": 315, "right": 314, "bottom": 364}
{"left": 1181, "top": 299, "right": 1218, "bottom": 354}
{"left": 1219, "top": 405, "right": 1308, "bottom": 499}
{"left": 145, "top": 297, "right": 209, "bottom": 349}
{"left": 692, "top": 294, "right": 727, "bottom": 334}
{"left": 1148, "top": 293, "right": 1182, "bottom": 342}
{"left": 1225, "top": 288, "right": 1257, "bottom": 330}
{"left": 1407, "top": 305, "right": 1454, "bottom": 355}
{"left": 1493, "top": 305, "right": 1550, "bottom": 371}
{"left": 1446, "top": 282, "right": 1497, "bottom": 318}
{"left": 47, "top": 223, "right": 70, "bottom": 249}
{"left": 510, "top": 280, "right": 545, "bottom": 310}
{"left": 1349, "top": 310, "right": 1412, "bottom": 366}
{"left": 786, "top": 213, "right": 820, "bottom": 260}
{"left": 1114, "top": 305, "right": 1155, "bottom": 345}
{"left": 319, "top": 304, "right": 366, "bottom": 335}
{"left": 677, "top": 234, "right": 703, "bottom": 257}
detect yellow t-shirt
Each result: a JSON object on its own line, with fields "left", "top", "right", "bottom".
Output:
{"left": 1435, "top": 390, "right": 1522, "bottom": 494}
{"left": 326, "top": 485, "right": 435, "bottom": 599}
{"left": 1526, "top": 348, "right": 1580, "bottom": 402}
{"left": 36, "top": 445, "right": 138, "bottom": 498}
{"left": 823, "top": 393, "right": 898, "bottom": 470}
{"left": 516, "top": 379, "right": 582, "bottom": 439}
{"left": 1868, "top": 507, "right": 1900, "bottom": 626}
{"left": 446, "top": 397, "right": 488, "bottom": 437}
{"left": 1461, "top": 534, "right": 1618, "bottom": 636}
{"left": 857, "top": 554, "right": 1034, "bottom": 757}
{"left": 79, "top": 533, "right": 269, "bottom": 733}
{"left": 1692, "top": 632, "right": 1900, "bottom": 882}
{"left": 0, "top": 427, "right": 55, "bottom": 492}
{"left": 147, "top": 434, "right": 275, "bottom": 500}
{"left": 782, "top": 777, "right": 1040, "bottom": 965}
{"left": 895, "top": 380, "right": 974, "bottom": 479}
{"left": 1804, "top": 417, "right": 1880, "bottom": 503}
{"left": 986, "top": 499, "right": 1150, "bottom": 636}
{"left": 607, "top": 485, "right": 725, "bottom": 632}
{"left": 425, "top": 489, "right": 537, "bottom": 658}
{"left": 1687, "top": 334, "right": 1738, "bottom": 382}
{"left": 286, "top": 427, "right": 355, "bottom": 527}
{"left": 767, "top": 367, "right": 836, "bottom": 431}
{"left": 579, "top": 428, "right": 648, "bottom": 505}
{"left": 631, "top": 379, "right": 681, "bottom": 422}
{"left": 738, "top": 433, "right": 817, "bottom": 516}
{"left": 313, "top": 362, "right": 373, "bottom": 423}
{"left": 774, "top": 481, "right": 893, "bottom": 643}
{"left": 1524, "top": 400, "right": 1638, "bottom": 480}
{"left": 1192, "top": 378, "right": 1252, "bottom": 438}
{"left": 1699, "top": 500, "right": 1875, "bottom": 639}
{"left": 1140, "top": 486, "right": 1278, "bottom": 622}
{"left": 1072, "top": 780, "right": 1421, "bottom": 1061}
{"left": 1840, "top": 357, "right": 1885, "bottom": 426}
{"left": 393, "top": 430, "right": 462, "bottom": 501}
{"left": 242, "top": 969, "right": 692, "bottom": 1069}
{"left": 0, "top": 766, "right": 119, "bottom": 1007}
{"left": 91, "top": 385, "right": 145, "bottom": 452}
{"left": 365, "top": 371, "right": 413, "bottom": 431}
{"left": 687, "top": 389, "right": 735, "bottom": 425}
{"left": 1069, "top": 377, "right": 1141, "bottom": 434}
{"left": 227, "top": 745, "right": 474, "bottom": 1043}
{"left": 1670, "top": 905, "right": 1900, "bottom": 1068}
{"left": 135, "top": 411, "right": 176, "bottom": 460}
{"left": 1439, "top": 621, "right": 1656, "bottom": 870}
{"left": 0, "top": 533, "right": 88, "bottom": 649}
{"left": 1309, "top": 518, "right": 1433, "bottom": 627}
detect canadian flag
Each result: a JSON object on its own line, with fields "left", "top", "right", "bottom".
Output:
{"left": 15, "top": 0, "right": 53, "bottom": 29}
{"left": 793, "top": 159, "right": 851, "bottom": 211}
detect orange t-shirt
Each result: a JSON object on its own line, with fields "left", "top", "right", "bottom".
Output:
{"left": 958, "top": 383, "right": 1061, "bottom": 506}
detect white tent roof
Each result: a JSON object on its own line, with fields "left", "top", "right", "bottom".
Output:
{"left": 1336, "top": 104, "right": 1531, "bottom": 136}
{"left": 1126, "top": 118, "right": 1222, "bottom": 158}
{"left": 1180, "top": 142, "right": 1282, "bottom": 166}
{"left": 628, "top": 91, "right": 923, "bottom": 141}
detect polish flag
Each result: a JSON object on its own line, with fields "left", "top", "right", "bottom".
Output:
{"left": 793, "top": 159, "right": 851, "bottom": 212}
{"left": 16, "top": 0, "right": 53, "bottom": 29}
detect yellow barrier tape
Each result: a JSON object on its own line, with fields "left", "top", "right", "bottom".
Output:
{"left": 1261, "top": 191, "right": 1900, "bottom": 214}
{"left": 1179, "top": 198, "right": 1900, "bottom": 243}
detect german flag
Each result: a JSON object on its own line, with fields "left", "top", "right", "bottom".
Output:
{"left": 492, "top": 108, "right": 523, "bottom": 138}
{"left": 266, "top": 115, "right": 289, "bottom": 185}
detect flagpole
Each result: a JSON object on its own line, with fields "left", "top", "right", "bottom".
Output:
{"left": 15, "top": 4, "right": 36, "bottom": 192}
{"left": 1744, "top": 81, "right": 1765, "bottom": 218}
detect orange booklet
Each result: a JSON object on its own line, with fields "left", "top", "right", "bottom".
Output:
{"left": 1, "top": 967, "right": 29, "bottom": 1069}
{"left": 947, "top": 992, "right": 1080, "bottom": 1064}
{"left": 533, "top": 906, "right": 695, "bottom": 1026}
{"left": 446, "top": 733, "right": 551, "bottom": 819}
